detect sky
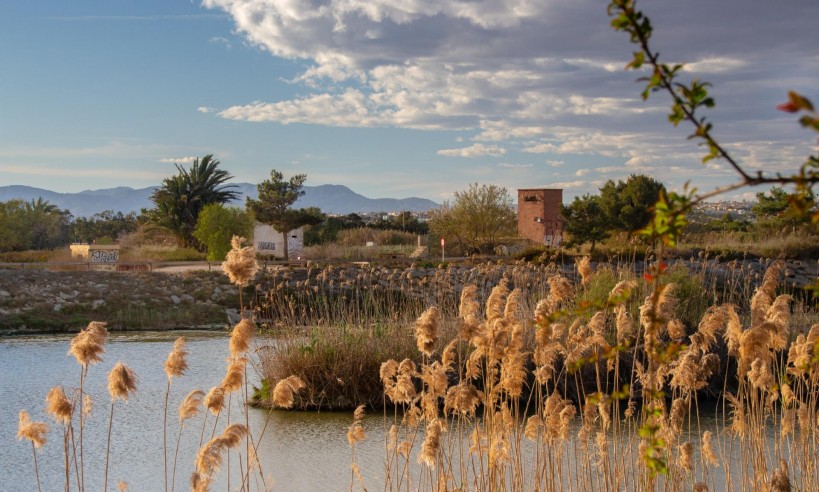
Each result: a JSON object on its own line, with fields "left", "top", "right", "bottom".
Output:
{"left": 1, "top": 0, "right": 817, "bottom": 203}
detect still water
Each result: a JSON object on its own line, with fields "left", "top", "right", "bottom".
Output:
{"left": 0, "top": 331, "right": 390, "bottom": 492}
{"left": 1, "top": 332, "right": 810, "bottom": 491}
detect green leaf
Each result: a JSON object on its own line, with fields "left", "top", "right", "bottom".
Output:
{"left": 789, "top": 91, "right": 815, "bottom": 111}
{"left": 627, "top": 51, "right": 645, "bottom": 69}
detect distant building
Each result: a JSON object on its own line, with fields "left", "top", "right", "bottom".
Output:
{"left": 252, "top": 223, "right": 304, "bottom": 259}
{"left": 517, "top": 189, "right": 563, "bottom": 247}
{"left": 69, "top": 244, "right": 120, "bottom": 263}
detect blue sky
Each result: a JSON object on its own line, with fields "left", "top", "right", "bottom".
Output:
{"left": 1, "top": 0, "right": 817, "bottom": 203}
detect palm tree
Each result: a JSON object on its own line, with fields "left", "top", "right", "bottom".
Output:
{"left": 22, "top": 198, "right": 70, "bottom": 250}
{"left": 149, "top": 155, "right": 240, "bottom": 248}
{"left": 24, "top": 197, "right": 59, "bottom": 215}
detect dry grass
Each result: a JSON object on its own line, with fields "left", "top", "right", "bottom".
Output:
{"left": 14, "top": 246, "right": 819, "bottom": 491}
{"left": 364, "top": 259, "right": 819, "bottom": 491}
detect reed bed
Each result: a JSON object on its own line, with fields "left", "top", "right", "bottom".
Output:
{"left": 358, "top": 259, "right": 818, "bottom": 491}
{"left": 14, "top": 234, "right": 818, "bottom": 490}
{"left": 15, "top": 237, "right": 307, "bottom": 492}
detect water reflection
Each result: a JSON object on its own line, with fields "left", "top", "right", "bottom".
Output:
{"left": 0, "top": 331, "right": 385, "bottom": 492}
{"left": 0, "top": 332, "right": 806, "bottom": 491}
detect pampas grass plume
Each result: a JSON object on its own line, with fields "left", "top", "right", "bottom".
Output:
{"left": 204, "top": 385, "right": 226, "bottom": 415}
{"left": 17, "top": 410, "right": 48, "bottom": 448}
{"left": 45, "top": 386, "right": 72, "bottom": 424}
{"left": 229, "top": 319, "right": 255, "bottom": 357}
{"left": 458, "top": 285, "right": 480, "bottom": 322}
{"left": 179, "top": 389, "right": 205, "bottom": 422}
{"left": 547, "top": 274, "right": 573, "bottom": 309}
{"left": 190, "top": 472, "right": 212, "bottom": 492}
{"left": 418, "top": 419, "right": 443, "bottom": 468}
{"left": 577, "top": 256, "right": 592, "bottom": 287}
{"left": 196, "top": 424, "right": 247, "bottom": 476}
{"left": 222, "top": 236, "right": 258, "bottom": 287}
{"left": 701, "top": 431, "right": 719, "bottom": 467}
{"left": 220, "top": 423, "right": 247, "bottom": 448}
{"left": 164, "top": 336, "right": 188, "bottom": 379}
{"left": 69, "top": 321, "right": 109, "bottom": 366}
{"left": 486, "top": 280, "right": 508, "bottom": 321}
{"left": 414, "top": 306, "right": 440, "bottom": 357}
{"left": 108, "top": 362, "right": 137, "bottom": 401}
{"left": 221, "top": 357, "right": 246, "bottom": 393}
{"left": 273, "top": 375, "right": 305, "bottom": 409}
{"left": 347, "top": 422, "right": 366, "bottom": 446}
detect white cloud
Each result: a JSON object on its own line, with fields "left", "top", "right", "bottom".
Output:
{"left": 198, "top": 106, "right": 214, "bottom": 113}
{"left": 200, "top": 0, "right": 818, "bottom": 195}
{"left": 563, "top": 58, "right": 621, "bottom": 73}
{"left": 683, "top": 56, "right": 747, "bottom": 74}
{"left": 158, "top": 156, "right": 198, "bottom": 164}
{"left": 209, "top": 36, "right": 233, "bottom": 49}
{"left": 547, "top": 160, "right": 565, "bottom": 167}
{"left": 437, "top": 143, "right": 506, "bottom": 158}
{"left": 522, "top": 143, "right": 559, "bottom": 154}
{"left": 498, "top": 162, "right": 533, "bottom": 169}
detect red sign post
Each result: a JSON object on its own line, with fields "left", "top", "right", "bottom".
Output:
{"left": 440, "top": 237, "right": 445, "bottom": 262}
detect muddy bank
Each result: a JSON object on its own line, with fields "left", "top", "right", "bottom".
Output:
{"left": 0, "top": 269, "right": 240, "bottom": 334}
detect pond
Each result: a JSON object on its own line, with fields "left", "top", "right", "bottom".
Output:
{"left": 0, "top": 331, "right": 390, "bottom": 492}
{"left": 1, "top": 331, "right": 812, "bottom": 491}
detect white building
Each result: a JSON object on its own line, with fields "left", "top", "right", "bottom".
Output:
{"left": 252, "top": 223, "right": 304, "bottom": 259}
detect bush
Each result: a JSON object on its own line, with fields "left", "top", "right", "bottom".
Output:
{"left": 335, "top": 227, "right": 416, "bottom": 247}
{"left": 0, "top": 249, "right": 58, "bottom": 263}
{"left": 118, "top": 223, "right": 179, "bottom": 248}
{"left": 257, "top": 323, "right": 423, "bottom": 410}
{"left": 514, "top": 245, "right": 558, "bottom": 263}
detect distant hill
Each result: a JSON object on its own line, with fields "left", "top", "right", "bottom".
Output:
{"left": 0, "top": 184, "right": 438, "bottom": 217}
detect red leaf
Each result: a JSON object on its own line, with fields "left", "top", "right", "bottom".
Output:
{"left": 777, "top": 102, "right": 799, "bottom": 113}
{"left": 643, "top": 273, "right": 654, "bottom": 282}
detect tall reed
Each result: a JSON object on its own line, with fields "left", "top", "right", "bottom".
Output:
{"left": 367, "top": 258, "right": 818, "bottom": 491}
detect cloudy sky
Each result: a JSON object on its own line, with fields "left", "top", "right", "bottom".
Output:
{"left": 1, "top": 0, "right": 816, "bottom": 203}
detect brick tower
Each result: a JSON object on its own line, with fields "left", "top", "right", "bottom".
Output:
{"left": 517, "top": 189, "right": 563, "bottom": 247}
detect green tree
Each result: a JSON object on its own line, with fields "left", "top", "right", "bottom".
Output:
{"left": 148, "top": 155, "right": 240, "bottom": 248}
{"left": 752, "top": 187, "right": 816, "bottom": 231}
{"left": 23, "top": 198, "right": 71, "bottom": 250}
{"left": 428, "top": 183, "right": 516, "bottom": 255}
{"left": 193, "top": 204, "right": 255, "bottom": 261}
{"left": 599, "top": 174, "right": 666, "bottom": 232}
{"left": 561, "top": 194, "right": 611, "bottom": 253}
{"left": 372, "top": 211, "right": 429, "bottom": 234}
{"left": 71, "top": 210, "right": 139, "bottom": 244}
{"left": 246, "top": 170, "right": 325, "bottom": 260}
{"left": 0, "top": 199, "right": 70, "bottom": 251}
{"left": 752, "top": 187, "right": 816, "bottom": 220}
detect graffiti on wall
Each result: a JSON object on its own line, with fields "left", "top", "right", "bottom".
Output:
{"left": 90, "top": 250, "right": 119, "bottom": 263}
{"left": 288, "top": 235, "right": 303, "bottom": 255}
{"left": 258, "top": 242, "right": 276, "bottom": 251}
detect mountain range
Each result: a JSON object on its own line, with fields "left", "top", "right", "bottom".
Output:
{"left": 0, "top": 184, "right": 438, "bottom": 217}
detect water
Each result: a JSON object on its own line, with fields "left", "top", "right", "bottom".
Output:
{"left": 2, "top": 332, "right": 814, "bottom": 491}
{"left": 0, "top": 332, "right": 388, "bottom": 492}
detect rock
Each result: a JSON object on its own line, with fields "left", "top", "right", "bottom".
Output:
{"left": 181, "top": 294, "right": 195, "bottom": 303}
{"left": 225, "top": 309, "right": 240, "bottom": 324}
{"left": 170, "top": 295, "right": 181, "bottom": 305}
{"left": 0, "top": 290, "right": 10, "bottom": 297}
{"left": 53, "top": 303, "right": 63, "bottom": 312}
{"left": 92, "top": 299, "right": 106, "bottom": 310}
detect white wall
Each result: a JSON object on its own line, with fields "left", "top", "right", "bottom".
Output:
{"left": 253, "top": 223, "right": 304, "bottom": 259}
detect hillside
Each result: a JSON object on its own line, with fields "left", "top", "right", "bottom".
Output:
{"left": 0, "top": 184, "right": 438, "bottom": 217}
